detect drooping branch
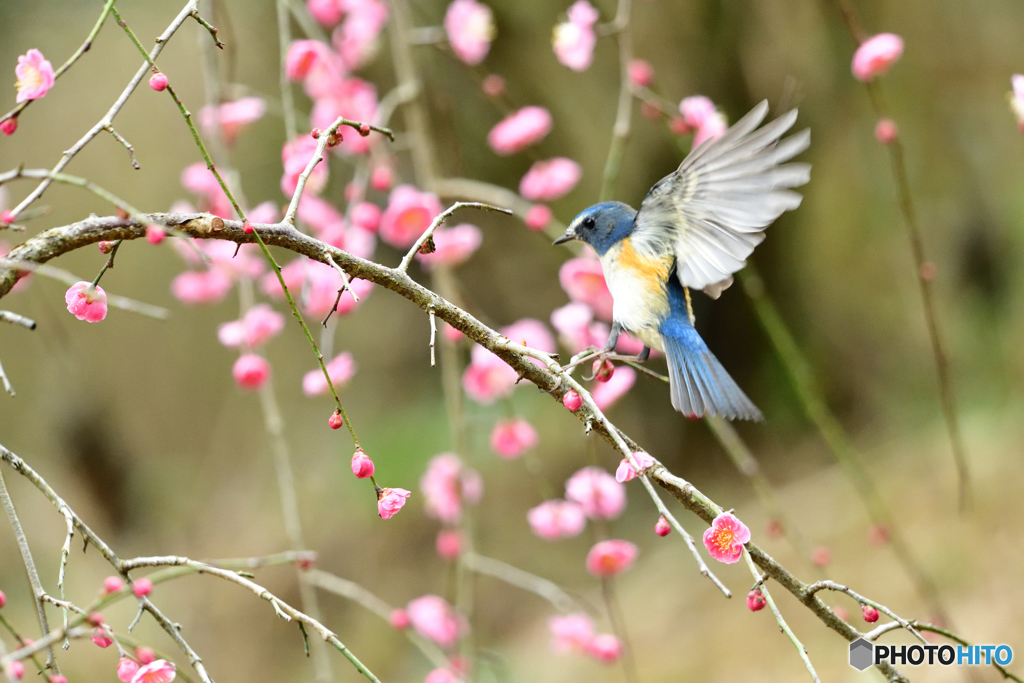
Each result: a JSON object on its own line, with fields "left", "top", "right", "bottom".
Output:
{"left": 0, "top": 211, "right": 928, "bottom": 682}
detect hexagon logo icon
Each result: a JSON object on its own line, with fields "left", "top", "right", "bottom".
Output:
{"left": 849, "top": 638, "right": 874, "bottom": 671}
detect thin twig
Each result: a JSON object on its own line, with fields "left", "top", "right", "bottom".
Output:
{"left": 398, "top": 201, "right": 512, "bottom": 273}
{"left": 428, "top": 308, "right": 436, "bottom": 366}
{"left": 0, "top": 310, "right": 37, "bottom": 330}
{"left": 103, "top": 125, "right": 140, "bottom": 169}
{"left": 190, "top": 9, "right": 225, "bottom": 48}
{"left": 57, "top": 508, "right": 74, "bottom": 649}
{"left": 804, "top": 580, "right": 925, "bottom": 644}
{"left": 0, "top": 358, "right": 14, "bottom": 397}
{"left": 463, "top": 553, "right": 580, "bottom": 613}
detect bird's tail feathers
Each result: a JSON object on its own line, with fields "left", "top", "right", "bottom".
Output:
{"left": 662, "top": 331, "right": 764, "bottom": 422}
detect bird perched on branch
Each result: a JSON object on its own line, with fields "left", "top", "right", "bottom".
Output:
{"left": 553, "top": 101, "right": 810, "bottom": 420}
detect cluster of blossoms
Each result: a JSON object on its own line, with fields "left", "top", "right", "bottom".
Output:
{"left": 548, "top": 613, "right": 623, "bottom": 665}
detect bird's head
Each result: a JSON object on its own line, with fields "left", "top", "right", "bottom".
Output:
{"left": 553, "top": 201, "right": 637, "bottom": 256}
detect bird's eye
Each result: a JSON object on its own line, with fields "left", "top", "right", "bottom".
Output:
{"left": 582, "top": 216, "right": 596, "bottom": 230}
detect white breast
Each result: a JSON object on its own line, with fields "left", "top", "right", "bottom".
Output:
{"left": 599, "top": 245, "right": 668, "bottom": 352}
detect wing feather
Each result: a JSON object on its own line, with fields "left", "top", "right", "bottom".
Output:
{"left": 632, "top": 100, "right": 810, "bottom": 294}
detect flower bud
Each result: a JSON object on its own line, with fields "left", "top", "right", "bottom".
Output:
{"left": 654, "top": 516, "right": 671, "bottom": 537}
{"left": 862, "top": 605, "right": 880, "bottom": 623}
{"left": 562, "top": 389, "right": 583, "bottom": 411}
{"left": 747, "top": 589, "right": 767, "bottom": 611}
{"left": 351, "top": 449, "right": 374, "bottom": 478}
{"left": 0, "top": 116, "right": 17, "bottom": 136}
{"left": 102, "top": 576, "right": 124, "bottom": 595}
{"left": 329, "top": 411, "right": 344, "bottom": 430}
{"left": 132, "top": 578, "right": 153, "bottom": 598}
{"left": 148, "top": 72, "right": 168, "bottom": 91}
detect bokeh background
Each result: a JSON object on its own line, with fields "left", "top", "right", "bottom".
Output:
{"left": 1, "top": 0, "right": 1024, "bottom": 681}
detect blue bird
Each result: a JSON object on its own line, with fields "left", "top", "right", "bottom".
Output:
{"left": 553, "top": 101, "right": 810, "bottom": 420}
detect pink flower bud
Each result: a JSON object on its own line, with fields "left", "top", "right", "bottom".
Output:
{"left": 524, "top": 204, "right": 552, "bottom": 231}
{"left": 0, "top": 116, "right": 17, "bottom": 136}
{"left": 233, "top": 354, "right": 271, "bottom": 391}
{"left": 377, "top": 487, "right": 411, "bottom": 519}
{"left": 654, "top": 515, "right": 671, "bottom": 536}
{"left": 351, "top": 449, "right": 374, "bottom": 478}
{"left": 747, "top": 589, "right": 766, "bottom": 611}
{"left": 102, "top": 576, "right": 124, "bottom": 595}
{"left": 65, "top": 282, "right": 108, "bottom": 323}
{"left": 389, "top": 608, "right": 410, "bottom": 629}
{"left": 669, "top": 115, "right": 691, "bottom": 136}
{"left": 482, "top": 74, "right": 505, "bottom": 97}
{"left": 810, "top": 546, "right": 831, "bottom": 568}
{"left": 862, "top": 604, "right": 880, "bottom": 622}
{"left": 487, "top": 106, "right": 552, "bottom": 155}
{"left": 134, "top": 646, "right": 155, "bottom": 665}
{"left": 874, "top": 118, "right": 898, "bottom": 144}
{"left": 628, "top": 58, "right": 654, "bottom": 87}
{"left": 329, "top": 412, "right": 344, "bottom": 430}
{"left": 145, "top": 225, "right": 166, "bottom": 244}
{"left": 350, "top": 202, "right": 381, "bottom": 232}
{"left": 295, "top": 551, "right": 317, "bottom": 570}
{"left": 586, "top": 633, "right": 623, "bottom": 664}
{"left": 311, "top": 128, "right": 322, "bottom": 139}
{"left": 868, "top": 523, "right": 890, "bottom": 546}
{"left": 562, "top": 389, "right": 582, "bottom": 411}
{"left": 117, "top": 657, "right": 139, "bottom": 683}
{"left": 149, "top": 72, "right": 169, "bottom": 91}
{"left": 586, "top": 539, "right": 638, "bottom": 577}
{"left": 436, "top": 529, "right": 463, "bottom": 560}
{"left": 371, "top": 165, "right": 394, "bottom": 191}
{"left": 0, "top": 590, "right": 5, "bottom": 607}
{"left": 132, "top": 578, "right": 153, "bottom": 598}
{"left": 49, "top": 676, "right": 67, "bottom": 683}
{"left": 0, "top": 210, "right": 14, "bottom": 226}
{"left": 8, "top": 661, "right": 24, "bottom": 680}
{"left": 851, "top": 33, "right": 904, "bottom": 81}
{"left": 359, "top": 124, "right": 370, "bottom": 137}
{"left": 765, "top": 519, "right": 783, "bottom": 539}
{"left": 242, "top": 221, "right": 254, "bottom": 234}
{"left": 641, "top": 100, "right": 662, "bottom": 120}
{"left": 86, "top": 612, "right": 104, "bottom": 626}
{"left": 593, "top": 359, "right": 615, "bottom": 382}
{"left": 489, "top": 418, "right": 538, "bottom": 459}
{"left": 98, "top": 241, "right": 114, "bottom": 254}
{"left": 919, "top": 261, "right": 937, "bottom": 282}
{"left": 425, "top": 669, "right": 459, "bottom": 683}
{"left": 614, "top": 451, "right": 655, "bottom": 482}
{"left": 92, "top": 627, "right": 114, "bottom": 648}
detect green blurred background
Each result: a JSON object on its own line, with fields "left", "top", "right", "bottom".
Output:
{"left": 1, "top": 0, "right": 1023, "bottom": 681}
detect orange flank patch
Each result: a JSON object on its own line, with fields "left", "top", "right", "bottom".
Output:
{"left": 618, "top": 237, "right": 670, "bottom": 290}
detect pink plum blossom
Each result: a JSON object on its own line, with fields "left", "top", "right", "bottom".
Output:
{"left": 559, "top": 257, "right": 614, "bottom": 320}
{"left": 298, "top": 195, "right": 345, "bottom": 237}
{"left": 425, "top": 670, "right": 459, "bottom": 683}
{"left": 371, "top": 164, "right": 393, "bottom": 190}
{"left": 65, "top": 282, "right": 108, "bottom": 322}
{"left": 117, "top": 657, "right": 140, "bottom": 683}
{"left": 552, "top": 1, "right": 599, "bottom": 72}
{"left": 462, "top": 345, "right": 516, "bottom": 403}
{"left": 379, "top": 185, "right": 443, "bottom": 248}
{"left": 679, "top": 95, "right": 727, "bottom": 147}
{"left": 130, "top": 659, "right": 176, "bottom": 683}
{"left": 527, "top": 500, "right": 586, "bottom": 540}
{"left": 308, "top": 0, "right": 344, "bottom": 26}
{"left": 311, "top": 78, "right": 378, "bottom": 154}
{"left": 350, "top": 202, "right": 381, "bottom": 232}
{"left": 436, "top": 529, "right": 463, "bottom": 560}
{"left": 444, "top": 0, "right": 495, "bottom": 66}
{"left": 524, "top": 204, "right": 552, "bottom": 230}
{"left": 389, "top": 608, "right": 410, "bottom": 629}
{"left": 180, "top": 162, "right": 231, "bottom": 217}
{"left": 303, "top": 351, "right": 356, "bottom": 396}
{"left": 487, "top": 106, "right": 552, "bottom": 155}
{"left": 377, "top": 487, "right": 411, "bottom": 519}
{"left": 15, "top": 49, "right": 54, "bottom": 102}
{"left": 420, "top": 453, "right": 483, "bottom": 524}
{"left": 281, "top": 136, "right": 328, "bottom": 196}
{"left": 217, "top": 304, "right": 285, "bottom": 349}
{"left": 502, "top": 318, "right": 556, "bottom": 358}
{"left": 587, "top": 633, "right": 623, "bottom": 663}
{"left": 91, "top": 628, "right": 114, "bottom": 648}
{"left": 551, "top": 302, "right": 601, "bottom": 353}
{"left": 332, "top": 0, "right": 389, "bottom": 70}
{"left": 614, "top": 451, "right": 656, "bottom": 482}
{"left": 351, "top": 449, "right": 374, "bottom": 478}
{"left": 407, "top": 595, "right": 464, "bottom": 648}
{"left": 416, "top": 224, "right": 482, "bottom": 268}
{"left": 1011, "top": 75, "right": 1024, "bottom": 131}
{"left": 565, "top": 467, "right": 625, "bottom": 520}
{"left": 851, "top": 33, "right": 904, "bottom": 81}
{"left": 344, "top": 225, "right": 377, "bottom": 259}
{"left": 702, "top": 512, "right": 750, "bottom": 564}
{"left": 171, "top": 270, "right": 233, "bottom": 305}
{"left": 199, "top": 97, "right": 265, "bottom": 145}
{"left": 628, "top": 59, "right": 654, "bottom": 87}
{"left": 548, "top": 613, "right": 594, "bottom": 652}
{"left": 146, "top": 225, "right": 166, "bottom": 245}
{"left": 519, "top": 158, "right": 582, "bottom": 201}
{"left": 262, "top": 257, "right": 373, "bottom": 317}
{"left": 586, "top": 539, "right": 638, "bottom": 577}
{"left": 442, "top": 322, "right": 465, "bottom": 342}
{"left": 489, "top": 418, "right": 538, "bottom": 459}
{"left": 232, "top": 354, "right": 271, "bottom": 391}
{"left": 135, "top": 647, "right": 156, "bottom": 665}
{"left": 592, "top": 365, "right": 636, "bottom": 409}
{"left": 286, "top": 39, "right": 339, "bottom": 83}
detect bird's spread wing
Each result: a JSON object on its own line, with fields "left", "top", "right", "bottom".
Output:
{"left": 631, "top": 100, "right": 810, "bottom": 297}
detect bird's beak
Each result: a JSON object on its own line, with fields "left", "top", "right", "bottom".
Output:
{"left": 552, "top": 230, "right": 576, "bottom": 245}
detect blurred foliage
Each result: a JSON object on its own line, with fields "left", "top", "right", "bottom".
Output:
{"left": 1, "top": 0, "right": 1023, "bottom": 681}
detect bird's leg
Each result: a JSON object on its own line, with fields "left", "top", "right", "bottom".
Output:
{"left": 602, "top": 321, "right": 622, "bottom": 354}
{"left": 683, "top": 286, "right": 695, "bottom": 325}
{"left": 636, "top": 346, "right": 651, "bottom": 362}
